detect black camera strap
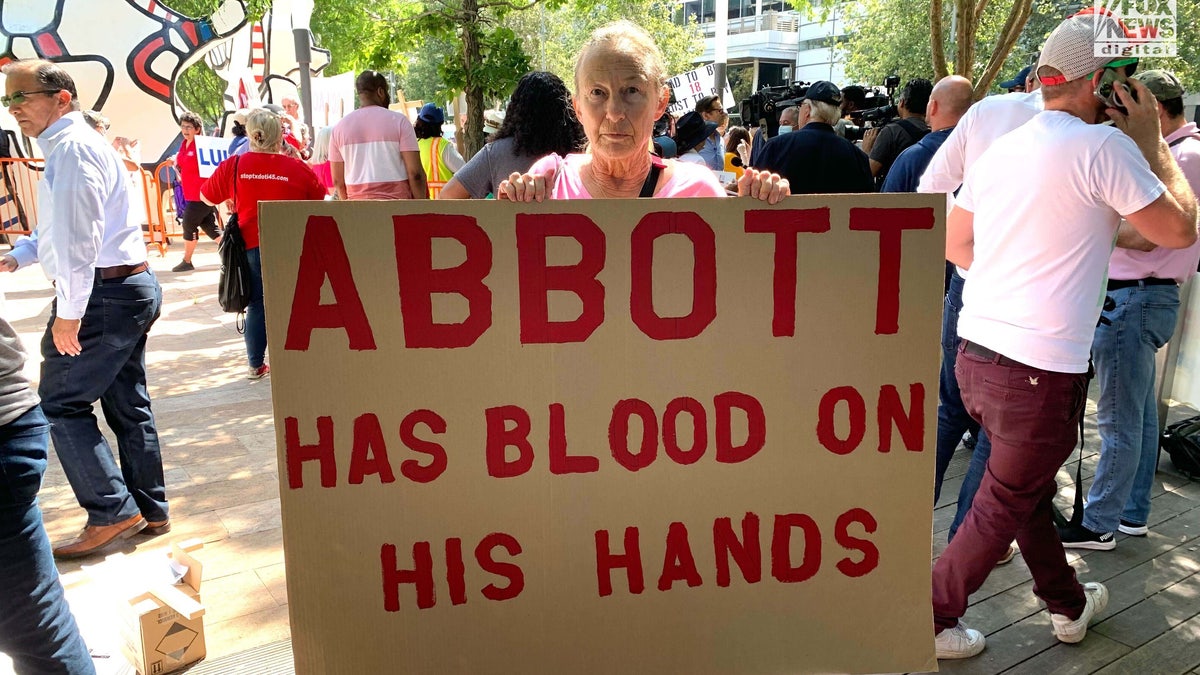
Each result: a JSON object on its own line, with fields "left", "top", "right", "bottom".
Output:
{"left": 1168, "top": 134, "right": 1200, "bottom": 148}
{"left": 639, "top": 155, "right": 667, "bottom": 198}
{"left": 895, "top": 118, "right": 929, "bottom": 145}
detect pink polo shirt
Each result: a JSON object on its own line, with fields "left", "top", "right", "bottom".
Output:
{"left": 528, "top": 153, "right": 725, "bottom": 199}
{"left": 1108, "top": 122, "right": 1200, "bottom": 284}
{"left": 328, "top": 106, "right": 419, "bottom": 200}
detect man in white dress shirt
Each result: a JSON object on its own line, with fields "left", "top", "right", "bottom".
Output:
{"left": 1, "top": 59, "right": 169, "bottom": 559}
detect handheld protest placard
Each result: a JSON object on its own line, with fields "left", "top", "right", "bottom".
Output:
{"left": 260, "top": 195, "right": 944, "bottom": 674}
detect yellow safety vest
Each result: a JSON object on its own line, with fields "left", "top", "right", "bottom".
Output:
{"left": 419, "top": 137, "right": 454, "bottom": 184}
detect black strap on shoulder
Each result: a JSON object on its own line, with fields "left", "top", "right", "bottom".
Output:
{"left": 639, "top": 155, "right": 667, "bottom": 198}
{"left": 231, "top": 155, "right": 241, "bottom": 208}
{"left": 895, "top": 118, "right": 929, "bottom": 144}
{"left": 1168, "top": 134, "right": 1200, "bottom": 148}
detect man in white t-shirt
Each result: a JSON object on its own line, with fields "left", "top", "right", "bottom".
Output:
{"left": 932, "top": 14, "right": 1198, "bottom": 661}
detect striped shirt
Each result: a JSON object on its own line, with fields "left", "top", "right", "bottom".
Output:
{"left": 329, "top": 106, "right": 419, "bottom": 199}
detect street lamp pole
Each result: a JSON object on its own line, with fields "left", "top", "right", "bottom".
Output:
{"left": 291, "top": 0, "right": 316, "bottom": 138}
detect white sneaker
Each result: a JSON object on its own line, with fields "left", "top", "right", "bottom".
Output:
{"left": 1051, "top": 582, "right": 1108, "bottom": 643}
{"left": 935, "top": 622, "right": 985, "bottom": 659}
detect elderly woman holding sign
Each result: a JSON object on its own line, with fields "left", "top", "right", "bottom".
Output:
{"left": 499, "top": 21, "right": 789, "bottom": 202}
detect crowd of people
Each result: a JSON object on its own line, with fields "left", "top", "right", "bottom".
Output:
{"left": 1, "top": 7, "right": 1199, "bottom": 671}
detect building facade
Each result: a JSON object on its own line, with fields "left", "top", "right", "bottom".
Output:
{"left": 677, "top": 0, "right": 848, "bottom": 111}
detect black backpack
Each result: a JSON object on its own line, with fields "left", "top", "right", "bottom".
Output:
{"left": 217, "top": 157, "right": 251, "bottom": 317}
{"left": 1162, "top": 415, "right": 1200, "bottom": 478}
{"left": 874, "top": 118, "right": 929, "bottom": 189}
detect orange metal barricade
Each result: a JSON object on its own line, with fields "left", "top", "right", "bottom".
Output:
{"left": 2, "top": 156, "right": 228, "bottom": 255}
{"left": 0, "top": 156, "right": 177, "bottom": 257}
{"left": 139, "top": 167, "right": 170, "bottom": 257}
{"left": 0, "top": 157, "right": 44, "bottom": 239}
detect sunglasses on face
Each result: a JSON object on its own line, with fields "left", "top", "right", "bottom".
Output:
{"left": 1, "top": 89, "right": 61, "bottom": 107}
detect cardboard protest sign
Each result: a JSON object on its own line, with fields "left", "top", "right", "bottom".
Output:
{"left": 667, "top": 64, "right": 735, "bottom": 115}
{"left": 260, "top": 195, "right": 944, "bottom": 674}
{"left": 192, "top": 136, "right": 229, "bottom": 178}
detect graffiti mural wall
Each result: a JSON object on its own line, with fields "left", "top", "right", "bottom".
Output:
{"left": 0, "top": 0, "right": 329, "bottom": 163}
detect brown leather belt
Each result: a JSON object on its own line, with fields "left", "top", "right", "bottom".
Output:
{"left": 97, "top": 262, "right": 148, "bottom": 281}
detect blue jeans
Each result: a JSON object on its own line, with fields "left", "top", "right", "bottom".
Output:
{"left": 39, "top": 270, "right": 168, "bottom": 527}
{"left": 0, "top": 405, "right": 96, "bottom": 673}
{"left": 935, "top": 270, "right": 992, "bottom": 541}
{"left": 1085, "top": 283, "right": 1180, "bottom": 533}
{"left": 245, "top": 247, "right": 266, "bottom": 369}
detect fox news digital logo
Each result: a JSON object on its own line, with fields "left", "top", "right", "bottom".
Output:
{"left": 1094, "top": 0, "right": 1178, "bottom": 57}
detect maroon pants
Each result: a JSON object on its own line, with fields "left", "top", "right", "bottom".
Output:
{"left": 932, "top": 343, "right": 1088, "bottom": 632}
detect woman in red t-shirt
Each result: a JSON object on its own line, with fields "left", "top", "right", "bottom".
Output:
{"left": 201, "top": 108, "right": 326, "bottom": 380}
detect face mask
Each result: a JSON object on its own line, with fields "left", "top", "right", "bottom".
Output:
{"left": 778, "top": 125, "right": 793, "bottom": 135}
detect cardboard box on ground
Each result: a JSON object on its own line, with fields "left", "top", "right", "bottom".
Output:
{"left": 64, "top": 539, "right": 207, "bottom": 675}
{"left": 260, "top": 195, "right": 945, "bottom": 674}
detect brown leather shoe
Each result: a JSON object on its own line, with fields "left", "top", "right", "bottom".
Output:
{"left": 142, "top": 519, "right": 171, "bottom": 536}
{"left": 53, "top": 514, "right": 147, "bottom": 560}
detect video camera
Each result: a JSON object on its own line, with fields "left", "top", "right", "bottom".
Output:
{"left": 740, "top": 82, "right": 810, "bottom": 140}
{"left": 842, "top": 75, "right": 902, "bottom": 142}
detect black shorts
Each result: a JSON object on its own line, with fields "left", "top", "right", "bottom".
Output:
{"left": 181, "top": 201, "right": 219, "bottom": 241}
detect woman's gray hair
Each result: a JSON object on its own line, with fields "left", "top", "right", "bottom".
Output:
{"left": 246, "top": 108, "right": 283, "bottom": 152}
{"left": 311, "top": 125, "right": 333, "bottom": 164}
{"left": 574, "top": 21, "right": 666, "bottom": 97}
{"left": 805, "top": 99, "right": 841, "bottom": 125}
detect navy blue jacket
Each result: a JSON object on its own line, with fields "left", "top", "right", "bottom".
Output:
{"left": 880, "top": 127, "right": 954, "bottom": 193}
{"left": 754, "top": 123, "right": 873, "bottom": 194}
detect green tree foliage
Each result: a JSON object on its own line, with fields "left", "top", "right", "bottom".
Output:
{"left": 175, "top": 64, "right": 228, "bottom": 129}
{"left": 399, "top": 0, "right": 543, "bottom": 158}
{"left": 1138, "top": 0, "right": 1200, "bottom": 94}
{"left": 395, "top": 37, "right": 459, "bottom": 104}
{"left": 308, "top": 0, "right": 540, "bottom": 157}
{"left": 507, "top": 0, "right": 704, "bottom": 90}
{"left": 845, "top": 0, "right": 1199, "bottom": 95}
{"left": 167, "top": 0, "right": 270, "bottom": 21}
{"left": 930, "top": 0, "right": 1034, "bottom": 95}
{"left": 842, "top": 0, "right": 937, "bottom": 85}
{"left": 311, "top": 0, "right": 418, "bottom": 74}
{"left": 843, "top": 0, "right": 1056, "bottom": 92}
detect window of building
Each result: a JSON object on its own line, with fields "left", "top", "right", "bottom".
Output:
{"left": 758, "top": 62, "right": 791, "bottom": 88}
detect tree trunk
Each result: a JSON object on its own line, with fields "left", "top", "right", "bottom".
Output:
{"left": 972, "top": 0, "right": 1033, "bottom": 98}
{"left": 461, "top": 0, "right": 485, "bottom": 159}
{"left": 954, "top": 0, "right": 977, "bottom": 79}
{"left": 931, "top": 0, "right": 949, "bottom": 80}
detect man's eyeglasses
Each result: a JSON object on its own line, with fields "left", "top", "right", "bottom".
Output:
{"left": 1, "top": 89, "right": 61, "bottom": 107}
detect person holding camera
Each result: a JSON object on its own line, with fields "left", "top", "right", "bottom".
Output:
{"left": 752, "top": 81, "right": 872, "bottom": 194}
{"left": 933, "top": 13, "right": 1197, "bottom": 660}
{"left": 833, "top": 85, "right": 867, "bottom": 139}
{"left": 862, "top": 78, "right": 932, "bottom": 185}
